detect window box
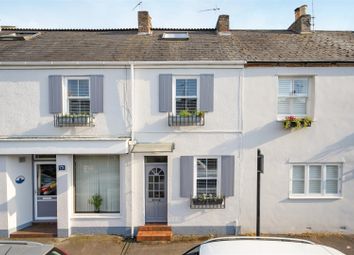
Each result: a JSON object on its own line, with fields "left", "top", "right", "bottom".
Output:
{"left": 168, "top": 112, "right": 205, "bottom": 126}
{"left": 283, "top": 116, "right": 312, "bottom": 129}
{"left": 54, "top": 114, "right": 95, "bottom": 127}
{"left": 190, "top": 195, "right": 225, "bottom": 209}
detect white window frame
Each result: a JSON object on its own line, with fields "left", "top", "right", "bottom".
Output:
{"left": 172, "top": 76, "right": 200, "bottom": 115}
{"left": 193, "top": 156, "right": 221, "bottom": 197}
{"left": 63, "top": 76, "right": 91, "bottom": 114}
{"left": 277, "top": 77, "right": 311, "bottom": 119}
{"left": 289, "top": 163, "right": 342, "bottom": 199}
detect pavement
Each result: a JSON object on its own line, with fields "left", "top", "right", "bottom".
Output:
{"left": 5, "top": 233, "right": 354, "bottom": 255}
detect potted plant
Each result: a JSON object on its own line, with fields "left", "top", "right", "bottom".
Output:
{"left": 88, "top": 193, "right": 103, "bottom": 213}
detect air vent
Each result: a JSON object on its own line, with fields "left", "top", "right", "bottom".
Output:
{"left": 162, "top": 32, "right": 189, "bottom": 40}
{"left": 0, "top": 31, "right": 41, "bottom": 41}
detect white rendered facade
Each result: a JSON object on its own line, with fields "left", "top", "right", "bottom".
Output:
{"left": 0, "top": 63, "right": 353, "bottom": 237}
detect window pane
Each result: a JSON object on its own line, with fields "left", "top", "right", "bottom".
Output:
{"left": 293, "top": 166, "right": 305, "bottom": 179}
{"left": 176, "top": 98, "right": 197, "bottom": 113}
{"left": 309, "top": 180, "right": 321, "bottom": 193}
{"left": 326, "top": 180, "right": 338, "bottom": 194}
{"left": 294, "top": 79, "right": 308, "bottom": 95}
{"left": 68, "top": 80, "right": 78, "bottom": 96}
{"left": 278, "top": 98, "right": 290, "bottom": 114}
{"left": 69, "top": 99, "right": 90, "bottom": 114}
{"left": 78, "top": 80, "right": 89, "bottom": 97}
{"left": 279, "top": 79, "right": 292, "bottom": 95}
{"left": 75, "top": 155, "right": 120, "bottom": 213}
{"left": 176, "top": 79, "right": 186, "bottom": 96}
{"left": 326, "top": 165, "right": 339, "bottom": 179}
{"left": 186, "top": 79, "right": 197, "bottom": 96}
{"left": 292, "top": 180, "right": 305, "bottom": 194}
{"left": 293, "top": 98, "right": 307, "bottom": 114}
{"left": 309, "top": 166, "right": 321, "bottom": 178}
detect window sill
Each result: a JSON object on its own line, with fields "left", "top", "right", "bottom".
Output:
{"left": 288, "top": 195, "right": 342, "bottom": 200}
{"left": 276, "top": 116, "right": 315, "bottom": 122}
{"left": 72, "top": 213, "right": 121, "bottom": 219}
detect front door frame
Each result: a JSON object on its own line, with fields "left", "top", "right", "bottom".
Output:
{"left": 144, "top": 161, "right": 168, "bottom": 223}
{"left": 33, "top": 161, "right": 57, "bottom": 221}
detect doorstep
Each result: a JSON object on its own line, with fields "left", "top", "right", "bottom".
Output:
{"left": 10, "top": 222, "right": 57, "bottom": 238}
{"left": 136, "top": 224, "right": 172, "bottom": 242}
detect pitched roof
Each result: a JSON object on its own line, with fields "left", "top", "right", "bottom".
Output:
{"left": 0, "top": 28, "right": 353, "bottom": 64}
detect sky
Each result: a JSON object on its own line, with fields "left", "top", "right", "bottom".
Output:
{"left": 0, "top": 0, "right": 353, "bottom": 30}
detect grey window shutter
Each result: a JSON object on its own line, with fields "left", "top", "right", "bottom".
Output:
{"left": 180, "top": 156, "right": 194, "bottom": 197}
{"left": 49, "top": 75, "right": 63, "bottom": 113}
{"left": 90, "top": 75, "right": 104, "bottom": 113}
{"left": 200, "top": 74, "right": 214, "bottom": 112}
{"left": 159, "top": 74, "right": 173, "bottom": 112}
{"left": 221, "top": 156, "right": 235, "bottom": 197}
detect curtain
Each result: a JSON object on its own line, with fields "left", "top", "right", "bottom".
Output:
{"left": 75, "top": 155, "right": 119, "bottom": 213}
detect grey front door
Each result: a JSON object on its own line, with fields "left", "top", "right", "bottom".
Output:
{"left": 35, "top": 163, "right": 57, "bottom": 220}
{"left": 145, "top": 163, "right": 167, "bottom": 223}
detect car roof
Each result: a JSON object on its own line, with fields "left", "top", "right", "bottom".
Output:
{"left": 199, "top": 237, "right": 345, "bottom": 255}
{"left": 0, "top": 241, "right": 54, "bottom": 255}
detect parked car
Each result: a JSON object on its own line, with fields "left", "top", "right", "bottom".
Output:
{"left": 182, "top": 237, "right": 346, "bottom": 255}
{"left": 0, "top": 241, "right": 67, "bottom": 255}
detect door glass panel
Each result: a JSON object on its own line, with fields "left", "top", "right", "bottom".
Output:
{"left": 148, "top": 168, "right": 165, "bottom": 198}
{"left": 38, "top": 164, "right": 57, "bottom": 196}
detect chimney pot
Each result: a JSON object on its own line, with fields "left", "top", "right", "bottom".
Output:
{"left": 295, "top": 5, "right": 308, "bottom": 20}
{"left": 138, "top": 11, "right": 152, "bottom": 35}
{"left": 216, "top": 15, "right": 230, "bottom": 35}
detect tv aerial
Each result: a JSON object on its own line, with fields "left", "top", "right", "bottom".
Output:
{"left": 199, "top": 6, "right": 220, "bottom": 13}
{"left": 132, "top": 1, "right": 143, "bottom": 11}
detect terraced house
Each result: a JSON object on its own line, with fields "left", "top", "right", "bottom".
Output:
{"left": 0, "top": 5, "right": 353, "bottom": 240}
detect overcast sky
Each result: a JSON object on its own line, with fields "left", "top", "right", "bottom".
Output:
{"left": 1, "top": 0, "right": 353, "bottom": 30}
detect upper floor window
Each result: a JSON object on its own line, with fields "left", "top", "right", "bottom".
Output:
{"left": 66, "top": 78, "right": 90, "bottom": 114}
{"left": 174, "top": 77, "right": 199, "bottom": 114}
{"left": 278, "top": 77, "right": 309, "bottom": 117}
{"left": 290, "top": 164, "right": 342, "bottom": 198}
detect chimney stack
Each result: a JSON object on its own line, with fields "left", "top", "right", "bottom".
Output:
{"left": 288, "top": 5, "right": 312, "bottom": 34}
{"left": 216, "top": 15, "right": 230, "bottom": 35}
{"left": 138, "top": 11, "right": 152, "bottom": 35}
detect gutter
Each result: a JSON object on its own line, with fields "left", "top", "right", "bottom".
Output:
{"left": 130, "top": 63, "right": 135, "bottom": 238}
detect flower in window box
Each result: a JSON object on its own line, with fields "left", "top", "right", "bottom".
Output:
{"left": 192, "top": 194, "right": 224, "bottom": 205}
{"left": 283, "top": 116, "right": 312, "bottom": 129}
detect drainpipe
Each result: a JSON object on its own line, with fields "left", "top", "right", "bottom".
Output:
{"left": 130, "top": 63, "right": 135, "bottom": 238}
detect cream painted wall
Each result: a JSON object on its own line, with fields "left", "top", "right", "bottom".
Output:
{"left": 0, "top": 69, "right": 131, "bottom": 137}
{"left": 6, "top": 156, "right": 33, "bottom": 233}
{"left": 240, "top": 67, "right": 354, "bottom": 234}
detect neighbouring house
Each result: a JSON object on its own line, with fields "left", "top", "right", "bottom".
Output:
{"left": 0, "top": 5, "right": 353, "bottom": 239}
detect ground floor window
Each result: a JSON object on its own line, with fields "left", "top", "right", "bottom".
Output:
{"left": 75, "top": 155, "right": 120, "bottom": 213}
{"left": 195, "top": 157, "right": 220, "bottom": 196}
{"left": 291, "top": 164, "right": 341, "bottom": 198}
